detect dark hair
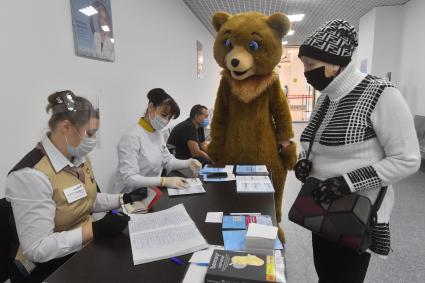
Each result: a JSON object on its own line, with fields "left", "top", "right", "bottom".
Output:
{"left": 46, "top": 90, "right": 98, "bottom": 130}
{"left": 147, "top": 88, "right": 180, "bottom": 119}
{"left": 190, "top": 104, "right": 208, "bottom": 119}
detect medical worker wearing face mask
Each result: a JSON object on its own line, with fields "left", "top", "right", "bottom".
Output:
{"left": 113, "top": 88, "right": 202, "bottom": 193}
{"left": 4, "top": 91, "right": 147, "bottom": 282}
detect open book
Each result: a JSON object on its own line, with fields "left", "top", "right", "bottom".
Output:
{"left": 128, "top": 204, "right": 209, "bottom": 265}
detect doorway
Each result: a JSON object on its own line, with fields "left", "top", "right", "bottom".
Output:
{"left": 278, "top": 47, "right": 315, "bottom": 122}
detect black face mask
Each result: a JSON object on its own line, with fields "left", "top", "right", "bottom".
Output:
{"left": 304, "top": 66, "right": 334, "bottom": 91}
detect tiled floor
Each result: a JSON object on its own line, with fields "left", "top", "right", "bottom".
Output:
{"left": 281, "top": 123, "right": 425, "bottom": 283}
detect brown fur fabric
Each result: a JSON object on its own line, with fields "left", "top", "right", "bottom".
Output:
{"left": 209, "top": 12, "right": 297, "bottom": 243}
{"left": 222, "top": 70, "right": 279, "bottom": 103}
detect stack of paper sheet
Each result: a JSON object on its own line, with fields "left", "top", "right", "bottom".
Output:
{"left": 236, "top": 176, "right": 275, "bottom": 193}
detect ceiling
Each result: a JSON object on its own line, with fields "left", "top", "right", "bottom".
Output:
{"left": 183, "top": 0, "right": 410, "bottom": 46}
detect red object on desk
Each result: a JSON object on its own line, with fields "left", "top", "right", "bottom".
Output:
{"left": 146, "top": 187, "right": 163, "bottom": 210}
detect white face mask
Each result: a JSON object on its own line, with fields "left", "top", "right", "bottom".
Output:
{"left": 65, "top": 130, "right": 97, "bottom": 158}
{"left": 150, "top": 114, "right": 169, "bottom": 131}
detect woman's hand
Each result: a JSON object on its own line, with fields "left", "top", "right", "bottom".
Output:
{"left": 188, "top": 158, "right": 202, "bottom": 177}
{"left": 294, "top": 159, "right": 312, "bottom": 182}
{"left": 161, "top": 177, "right": 189, "bottom": 189}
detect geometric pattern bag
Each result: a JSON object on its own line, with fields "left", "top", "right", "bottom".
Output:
{"left": 288, "top": 96, "right": 387, "bottom": 254}
{"left": 289, "top": 178, "right": 386, "bottom": 253}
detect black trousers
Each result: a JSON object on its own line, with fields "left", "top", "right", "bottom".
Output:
{"left": 312, "top": 234, "right": 371, "bottom": 283}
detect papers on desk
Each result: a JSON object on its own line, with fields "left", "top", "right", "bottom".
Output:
{"left": 200, "top": 165, "right": 234, "bottom": 174}
{"left": 200, "top": 165, "right": 235, "bottom": 182}
{"left": 202, "top": 173, "right": 236, "bottom": 182}
{"left": 167, "top": 178, "right": 206, "bottom": 196}
{"left": 235, "top": 165, "right": 269, "bottom": 175}
{"left": 236, "top": 175, "right": 275, "bottom": 193}
{"left": 128, "top": 204, "right": 208, "bottom": 265}
{"left": 245, "top": 223, "right": 278, "bottom": 254}
{"left": 183, "top": 245, "right": 224, "bottom": 283}
{"left": 205, "top": 212, "right": 223, "bottom": 223}
{"left": 222, "top": 230, "right": 283, "bottom": 252}
{"left": 222, "top": 215, "right": 273, "bottom": 230}
{"left": 189, "top": 245, "right": 224, "bottom": 264}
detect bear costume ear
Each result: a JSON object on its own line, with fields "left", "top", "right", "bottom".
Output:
{"left": 212, "top": 12, "right": 231, "bottom": 32}
{"left": 266, "top": 13, "right": 291, "bottom": 38}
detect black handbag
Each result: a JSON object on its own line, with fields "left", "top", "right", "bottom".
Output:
{"left": 288, "top": 96, "right": 387, "bottom": 253}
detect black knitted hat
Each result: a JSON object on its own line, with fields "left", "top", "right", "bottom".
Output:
{"left": 298, "top": 19, "right": 358, "bottom": 66}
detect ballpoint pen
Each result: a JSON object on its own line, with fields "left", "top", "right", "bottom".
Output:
{"left": 170, "top": 257, "right": 185, "bottom": 265}
{"left": 196, "top": 263, "right": 209, "bottom": 266}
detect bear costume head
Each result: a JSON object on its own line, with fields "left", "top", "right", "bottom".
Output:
{"left": 212, "top": 12, "right": 291, "bottom": 81}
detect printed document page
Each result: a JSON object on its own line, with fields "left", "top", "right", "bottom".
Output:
{"left": 129, "top": 204, "right": 208, "bottom": 265}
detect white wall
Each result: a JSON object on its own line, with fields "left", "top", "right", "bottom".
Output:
{"left": 371, "top": 6, "right": 402, "bottom": 85}
{"left": 357, "top": 6, "right": 402, "bottom": 86}
{"left": 357, "top": 0, "right": 425, "bottom": 116}
{"left": 357, "top": 8, "right": 376, "bottom": 74}
{"left": 398, "top": 0, "right": 425, "bottom": 116}
{"left": 0, "top": 0, "right": 221, "bottom": 196}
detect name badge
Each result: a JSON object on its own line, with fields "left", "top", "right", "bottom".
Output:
{"left": 63, "top": 184, "right": 87, "bottom": 203}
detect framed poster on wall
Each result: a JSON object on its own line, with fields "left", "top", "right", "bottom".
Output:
{"left": 70, "top": 0, "right": 115, "bottom": 62}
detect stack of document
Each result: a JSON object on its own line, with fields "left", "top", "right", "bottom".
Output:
{"left": 222, "top": 215, "right": 273, "bottom": 230}
{"left": 222, "top": 230, "right": 283, "bottom": 252}
{"left": 128, "top": 204, "right": 209, "bottom": 265}
{"left": 122, "top": 187, "right": 162, "bottom": 214}
{"left": 167, "top": 178, "right": 206, "bottom": 196}
{"left": 201, "top": 165, "right": 236, "bottom": 182}
{"left": 235, "top": 165, "right": 269, "bottom": 176}
{"left": 200, "top": 165, "right": 234, "bottom": 174}
{"left": 182, "top": 245, "right": 224, "bottom": 283}
{"left": 245, "top": 223, "right": 278, "bottom": 254}
{"left": 236, "top": 176, "right": 275, "bottom": 193}
{"left": 202, "top": 173, "right": 236, "bottom": 182}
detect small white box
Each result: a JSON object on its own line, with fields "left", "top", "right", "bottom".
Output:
{"left": 245, "top": 223, "right": 277, "bottom": 253}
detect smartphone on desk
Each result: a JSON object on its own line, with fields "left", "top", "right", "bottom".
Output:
{"left": 206, "top": 172, "right": 228, "bottom": 178}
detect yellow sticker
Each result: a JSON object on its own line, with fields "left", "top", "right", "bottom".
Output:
{"left": 266, "top": 255, "right": 276, "bottom": 282}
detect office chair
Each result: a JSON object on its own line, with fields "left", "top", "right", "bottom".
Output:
{"left": 0, "top": 198, "right": 19, "bottom": 282}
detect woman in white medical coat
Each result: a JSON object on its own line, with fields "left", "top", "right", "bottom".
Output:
{"left": 114, "top": 88, "right": 201, "bottom": 193}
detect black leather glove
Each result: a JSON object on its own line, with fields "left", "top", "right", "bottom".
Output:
{"left": 312, "top": 176, "right": 351, "bottom": 204}
{"left": 92, "top": 211, "right": 130, "bottom": 239}
{"left": 122, "top": 187, "right": 148, "bottom": 204}
{"left": 294, "top": 159, "right": 312, "bottom": 182}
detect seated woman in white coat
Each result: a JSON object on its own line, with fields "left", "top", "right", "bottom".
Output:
{"left": 114, "top": 88, "right": 202, "bottom": 193}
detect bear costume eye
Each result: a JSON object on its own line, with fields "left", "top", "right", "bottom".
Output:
{"left": 249, "top": 40, "right": 259, "bottom": 51}
{"left": 224, "top": 38, "right": 233, "bottom": 50}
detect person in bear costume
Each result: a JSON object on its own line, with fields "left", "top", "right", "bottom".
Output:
{"left": 208, "top": 11, "right": 297, "bottom": 242}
